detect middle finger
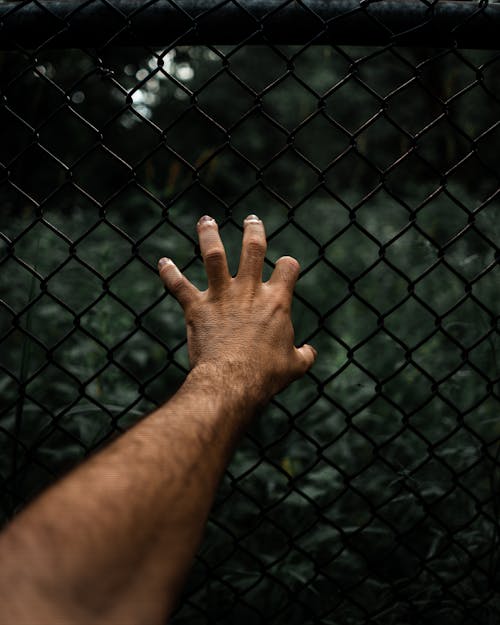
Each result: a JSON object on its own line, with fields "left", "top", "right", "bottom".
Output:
{"left": 237, "top": 215, "right": 267, "bottom": 283}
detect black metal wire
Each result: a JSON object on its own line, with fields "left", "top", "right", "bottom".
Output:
{"left": 1, "top": 1, "right": 500, "bottom": 624}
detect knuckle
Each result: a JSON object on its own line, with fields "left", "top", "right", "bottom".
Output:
{"left": 272, "top": 297, "right": 289, "bottom": 314}
{"left": 246, "top": 237, "right": 266, "bottom": 255}
{"left": 168, "top": 276, "right": 186, "bottom": 293}
{"left": 204, "top": 247, "right": 225, "bottom": 263}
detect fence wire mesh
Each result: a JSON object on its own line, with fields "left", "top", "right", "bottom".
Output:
{"left": 1, "top": 1, "right": 500, "bottom": 623}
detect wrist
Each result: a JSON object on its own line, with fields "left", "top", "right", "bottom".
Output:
{"left": 184, "top": 361, "right": 269, "bottom": 416}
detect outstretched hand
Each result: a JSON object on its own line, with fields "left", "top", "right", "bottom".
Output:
{"left": 158, "top": 214, "right": 317, "bottom": 403}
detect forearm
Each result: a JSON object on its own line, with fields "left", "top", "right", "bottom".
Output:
{"left": 0, "top": 213, "right": 317, "bottom": 624}
{"left": 0, "top": 365, "right": 259, "bottom": 625}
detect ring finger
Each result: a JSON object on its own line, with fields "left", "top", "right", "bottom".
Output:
{"left": 197, "top": 215, "right": 231, "bottom": 291}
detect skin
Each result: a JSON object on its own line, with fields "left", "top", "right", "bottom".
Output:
{"left": 0, "top": 214, "right": 317, "bottom": 625}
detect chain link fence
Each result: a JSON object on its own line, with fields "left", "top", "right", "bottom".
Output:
{"left": 1, "top": 1, "right": 500, "bottom": 623}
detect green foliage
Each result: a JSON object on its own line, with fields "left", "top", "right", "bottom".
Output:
{"left": 1, "top": 43, "right": 500, "bottom": 623}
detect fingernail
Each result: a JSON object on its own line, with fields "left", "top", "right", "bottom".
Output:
{"left": 198, "top": 215, "right": 216, "bottom": 225}
{"left": 245, "top": 214, "right": 260, "bottom": 222}
{"left": 158, "top": 257, "right": 171, "bottom": 268}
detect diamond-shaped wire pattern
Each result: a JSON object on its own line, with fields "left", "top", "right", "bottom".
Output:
{"left": 1, "top": 1, "right": 500, "bottom": 623}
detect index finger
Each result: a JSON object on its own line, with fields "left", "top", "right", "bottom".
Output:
{"left": 266, "top": 256, "right": 301, "bottom": 308}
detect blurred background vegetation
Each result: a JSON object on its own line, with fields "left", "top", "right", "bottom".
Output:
{"left": 1, "top": 39, "right": 500, "bottom": 624}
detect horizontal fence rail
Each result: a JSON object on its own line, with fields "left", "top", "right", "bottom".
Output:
{"left": 0, "top": 0, "right": 500, "bottom": 49}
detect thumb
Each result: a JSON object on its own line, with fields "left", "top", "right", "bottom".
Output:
{"left": 295, "top": 344, "right": 318, "bottom": 374}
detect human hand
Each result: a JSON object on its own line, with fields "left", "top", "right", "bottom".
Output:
{"left": 158, "top": 215, "right": 317, "bottom": 404}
